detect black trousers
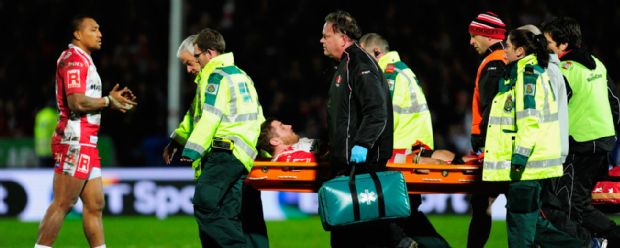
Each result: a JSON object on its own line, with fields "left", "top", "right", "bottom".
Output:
{"left": 399, "top": 194, "right": 450, "bottom": 248}
{"left": 467, "top": 186, "right": 501, "bottom": 248}
{"left": 241, "top": 184, "right": 269, "bottom": 248}
{"left": 193, "top": 151, "right": 247, "bottom": 248}
{"left": 541, "top": 152, "right": 620, "bottom": 246}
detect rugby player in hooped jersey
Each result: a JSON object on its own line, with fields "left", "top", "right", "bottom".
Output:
{"left": 35, "top": 15, "right": 137, "bottom": 248}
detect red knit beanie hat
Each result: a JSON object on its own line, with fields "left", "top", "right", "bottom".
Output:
{"left": 469, "top": 11, "right": 506, "bottom": 40}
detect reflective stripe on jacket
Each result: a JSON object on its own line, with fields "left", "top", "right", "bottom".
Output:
{"left": 547, "top": 54, "right": 569, "bottom": 162}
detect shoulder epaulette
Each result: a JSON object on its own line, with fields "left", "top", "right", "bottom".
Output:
{"left": 220, "top": 65, "right": 241, "bottom": 75}
{"left": 205, "top": 72, "right": 223, "bottom": 106}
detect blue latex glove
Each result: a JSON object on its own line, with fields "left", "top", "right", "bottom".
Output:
{"left": 350, "top": 145, "right": 368, "bottom": 163}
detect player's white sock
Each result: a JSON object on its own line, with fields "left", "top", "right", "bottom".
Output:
{"left": 34, "top": 244, "right": 52, "bottom": 248}
{"left": 94, "top": 245, "right": 106, "bottom": 248}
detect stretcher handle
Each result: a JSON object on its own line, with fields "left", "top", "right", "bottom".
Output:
{"left": 277, "top": 176, "right": 298, "bottom": 179}
{"left": 247, "top": 176, "right": 268, "bottom": 180}
{"left": 387, "top": 163, "right": 480, "bottom": 170}
{"left": 254, "top": 161, "right": 481, "bottom": 170}
{"left": 253, "top": 161, "right": 321, "bottom": 167}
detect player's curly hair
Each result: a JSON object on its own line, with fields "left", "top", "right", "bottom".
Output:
{"left": 325, "top": 10, "right": 362, "bottom": 40}
{"left": 257, "top": 118, "right": 277, "bottom": 155}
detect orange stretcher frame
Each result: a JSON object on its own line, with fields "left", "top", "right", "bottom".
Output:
{"left": 247, "top": 161, "right": 507, "bottom": 194}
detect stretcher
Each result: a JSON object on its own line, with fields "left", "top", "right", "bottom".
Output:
{"left": 246, "top": 161, "right": 507, "bottom": 194}
{"left": 592, "top": 166, "right": 620, "bottom": 212}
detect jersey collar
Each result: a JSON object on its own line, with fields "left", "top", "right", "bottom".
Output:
{"left": 68, "top": 43, "right": 94, "bottom": 65}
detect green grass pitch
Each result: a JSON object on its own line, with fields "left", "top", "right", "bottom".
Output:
{"left": 2, "top": 215, "right": 618, "bottom": 247}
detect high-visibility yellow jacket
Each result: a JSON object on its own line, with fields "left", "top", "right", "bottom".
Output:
{"left": 172, "top": 52, "right": 264, "bottom": 179}
{"left": 378, "top": 51, "right": 433, "bottom": 149}
{"left": 35, "top": 106, "right": 58, "bottom": 157}
{"left": 561, "top": 56, "right": 615, "bottom": 142}
{"left": 483, "top": 54, "right": 563, "bottom": 181}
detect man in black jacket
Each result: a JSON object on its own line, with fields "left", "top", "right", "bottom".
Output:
{"left": 321, "top": 10, "right": 393, "bottom": 176}
{"left": 320, "top": 10, "right": 407, "bottom": 248}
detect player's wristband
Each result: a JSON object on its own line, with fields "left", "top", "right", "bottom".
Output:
{"left": 103, "top": 96, "right": 110, "bottom": 108}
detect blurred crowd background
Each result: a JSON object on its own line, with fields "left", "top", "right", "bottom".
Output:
{"left": 1, "top": 0, "right": 618, "bottom": 166}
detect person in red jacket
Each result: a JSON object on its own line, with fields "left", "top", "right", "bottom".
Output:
{"left": 467, "top": 11, "right": 508, "bottom": 248}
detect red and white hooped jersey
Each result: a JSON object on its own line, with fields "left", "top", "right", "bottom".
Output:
{"left": 52, "top": 44, "right": 103, "bottom": 147}
{"left": 271, "top": 138, "right": 317, "bottom": 163}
